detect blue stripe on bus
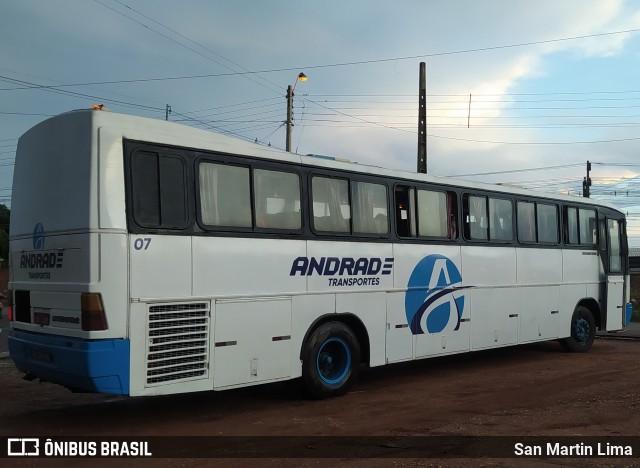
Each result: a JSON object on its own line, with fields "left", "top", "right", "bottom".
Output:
{"left": 8, "top": 330, "right": 130, "bottom": 395}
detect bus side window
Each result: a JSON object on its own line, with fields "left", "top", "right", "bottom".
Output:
{"left": 537, "top": 204, "right": 558, "bottom": 243}
{"left": 253, "top": 169, "right": 301, "bottom": 230}
{"left": 579, "top": 208, "right": 597, "bottom": 245}
{"left": 489, "top": 198, "right": 513, "bottom": 241}
{"left": 517, "top": 201, "right": 536, "bottom": 243}
{"left": 465, "top": 195, "right": 488, "bottom": 240}
{"left": 395, "top": 186, "right": 415, "bottom": 238}
{"left": 565, "top": 206, "right": 579, "bottom": 244}
{"left": 352, "top": 181, "right": 388, "bottom": 235}
{"left": 311, "top": 176, "right": 350, "bottom": 233}
{"left": 199, "top": 162, "right": 251, "bottom": 228}
{"left": 417, "top": 189, "right": 447, "bottom": 238}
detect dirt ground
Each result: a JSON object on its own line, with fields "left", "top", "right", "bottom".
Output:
{"left": 1, "top": 335, "right": 640, "bottom": 467}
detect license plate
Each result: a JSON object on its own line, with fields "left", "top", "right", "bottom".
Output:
{"left": 34, "top": 311, "right": 50, "bottom": 326}
{"left": 29, "top": 349, "right": 53, "bottom": 363}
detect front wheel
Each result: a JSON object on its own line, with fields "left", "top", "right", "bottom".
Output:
{"left": 559, "top": 306, "right": 596, "bottom": 352}
{"left": 302, "top": 322, "right": 361, "bottom": 399}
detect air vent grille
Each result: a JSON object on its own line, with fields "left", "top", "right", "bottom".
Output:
{"left": 146, "top": 303, "right": 210, "bottom": 386}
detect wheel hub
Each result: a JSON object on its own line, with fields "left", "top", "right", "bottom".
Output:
{"left": 574, "top": 317, "right": 589, "bottom": 343}
{"left": 316, "top": 337, "right": 351, "bottom": 385}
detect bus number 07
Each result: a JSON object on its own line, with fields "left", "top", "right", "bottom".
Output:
{"left": 134, "top": 237, "right": 152, "bottom": 251}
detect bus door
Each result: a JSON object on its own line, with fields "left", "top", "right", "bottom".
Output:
{"left": 600, "top": 217, "right": 626, "bottom": 330}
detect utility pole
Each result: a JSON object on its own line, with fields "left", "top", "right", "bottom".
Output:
{"left": 583, "top": 160, "right": 592, "bottom": 198}
{"left": 285, "top": 73, "right": 308, "bottom": 152}
{"left": 286, "top": 85, "right": 293, "bottom": 152}
{"left": 417, "top": 62, "right": 427, "bottom": 173}
{"left": 165, "top": 104, "right": 172, "bottom": 121}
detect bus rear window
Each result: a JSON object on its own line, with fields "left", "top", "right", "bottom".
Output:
{"left": 130, "top": 151, "right": 188, "bottom": 229}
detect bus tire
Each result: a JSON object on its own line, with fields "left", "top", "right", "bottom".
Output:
{"left": 559, "top": 306, "right": 596, "bottom": 352}
{"left": 302, "top": 321, "right": 361, "bottom": 399}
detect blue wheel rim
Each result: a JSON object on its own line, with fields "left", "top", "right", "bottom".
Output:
{"left": 573, "top": 316, "right": 590, "bottom": 343}
{"left": 316, "top": 337, "right": 351, "bottom": 385}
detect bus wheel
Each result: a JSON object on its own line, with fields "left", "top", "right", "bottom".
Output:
{"left": 559, "top": 306, "right": 596, "bottom": 352}
{"left": 302, "top": 322, "right": 361, "bottom": 399}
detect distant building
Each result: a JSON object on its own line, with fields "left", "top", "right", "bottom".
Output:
{"left": 630, "top": 248, "right": 640, "bottom": 273}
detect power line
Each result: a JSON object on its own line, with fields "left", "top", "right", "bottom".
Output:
{"left": 0, "top": 67, "right": 163, "bottom": 111}
{"left": 0, "top": 74, "right": 163, "bottom": 113}
{"left": 306, "top": 90, "right": 640, "bottom": 97}
{"left": 446, "top": 163, "right": 583, "bottom": 178}
{"left": 429, "top": 133, "right": 640, "bottom": 145}
{"left": 93, "top": 0, "right": 282, "bottom": 96}
{"left": 302, "top": 97, "right": 416, "bottom": 135}
{"left": 185, "top": 103, "right": 282, "bottom": 120}
{"left": 0, "top": 111, "right": 55, "bottom": 117}
{"left": 3, "top": 26, "right": 640, "bottom": 91}
{"left": 183, "top": 98, "right": 281, "bottom": 116}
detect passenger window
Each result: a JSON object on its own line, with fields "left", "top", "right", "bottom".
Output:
{"left": 254, "top": 169, "right": 301, "bottom": 230}
{"left": 417, "top": 190, "right": 448, "bottom": 237}
{"left": 579, "top": 209, "right": 597, "bottom": 245}
{"left": 352, "top": 181, "right": 388, "bottom": 235}
{"left": 517, "top": 202, "right": 535, "bottom": 243}
{"left": 489, "top": 198, "right": 513, "bottom": 241}
{"left": 312, "top": 177, "right": 350, "bottom": 232}
{"left": 467, "top": 195, "right": 488, "bottom": 240}
{"left": 397, "top": 187, "right": 456, "bottom": 239}
{"left": 564, "top": 206, "right": 596, "bottom": 245}
{"left": 517, "top": 202, "right": 559, "bottom": 244}
{"left": 537, "top": 204, "right": 558, "bottom": 243}
{"left": 465, "top": 195, "right": 511, "bottom": 242}
{"left": 199, "top": 162, "right": 251, "bottom": 227}
{"left": 566, "top": 207, "right": 579, "bottom": 244}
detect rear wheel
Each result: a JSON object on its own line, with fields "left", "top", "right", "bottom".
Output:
{"left": 560, "top": 306, "right": 596, "bottom": 352}
{"left": 302, "top": 322, "right": 361, "bottom": 399}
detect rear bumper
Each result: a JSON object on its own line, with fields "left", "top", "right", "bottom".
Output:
{"left": 8, "top": 329, "right": 130, "bottom": 395}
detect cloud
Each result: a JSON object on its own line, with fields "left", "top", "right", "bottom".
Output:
{"left": 3, "top": 0, "right": 640, "bottom": 231}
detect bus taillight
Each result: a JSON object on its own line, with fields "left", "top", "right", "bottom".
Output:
{"left": 7, "top": 289, "right": 13, "bottom": 321}
{"left": 81, "top": 293, "right": 108, "bottom": 331}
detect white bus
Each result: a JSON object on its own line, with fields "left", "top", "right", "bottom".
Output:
{"left": 8, "top": 109, "right": 631, "bottom": 398}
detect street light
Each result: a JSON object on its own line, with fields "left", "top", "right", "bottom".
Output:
{"left": 286, "top": 72, "right": 308, "bottom": 152}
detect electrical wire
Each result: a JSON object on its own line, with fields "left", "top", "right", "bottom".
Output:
{"left": 0, "top": 74, "right": 163, "bottom": 113}
{"left": 3, "top": 26, "right": 640, "bottom": 90}
{"left": 94, "top": 0, "right": 283, "bottom": 96}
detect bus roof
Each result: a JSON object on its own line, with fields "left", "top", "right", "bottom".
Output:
{"left": 23, "top": 108, "right": 624, "bottom": 214}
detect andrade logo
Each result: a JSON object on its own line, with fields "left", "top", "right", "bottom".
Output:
{"left": 405, "top": 254, "right": 467, "bottom": 335}
{"left": 21, "top": 223, "right": 64, "bottom": 275}
{"left": 33, "top": 223, "right": 45, "bottom": 250}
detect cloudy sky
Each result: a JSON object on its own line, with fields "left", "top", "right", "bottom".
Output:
{"left": 3, "top": 0, "right": 640, "bottom": 245}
